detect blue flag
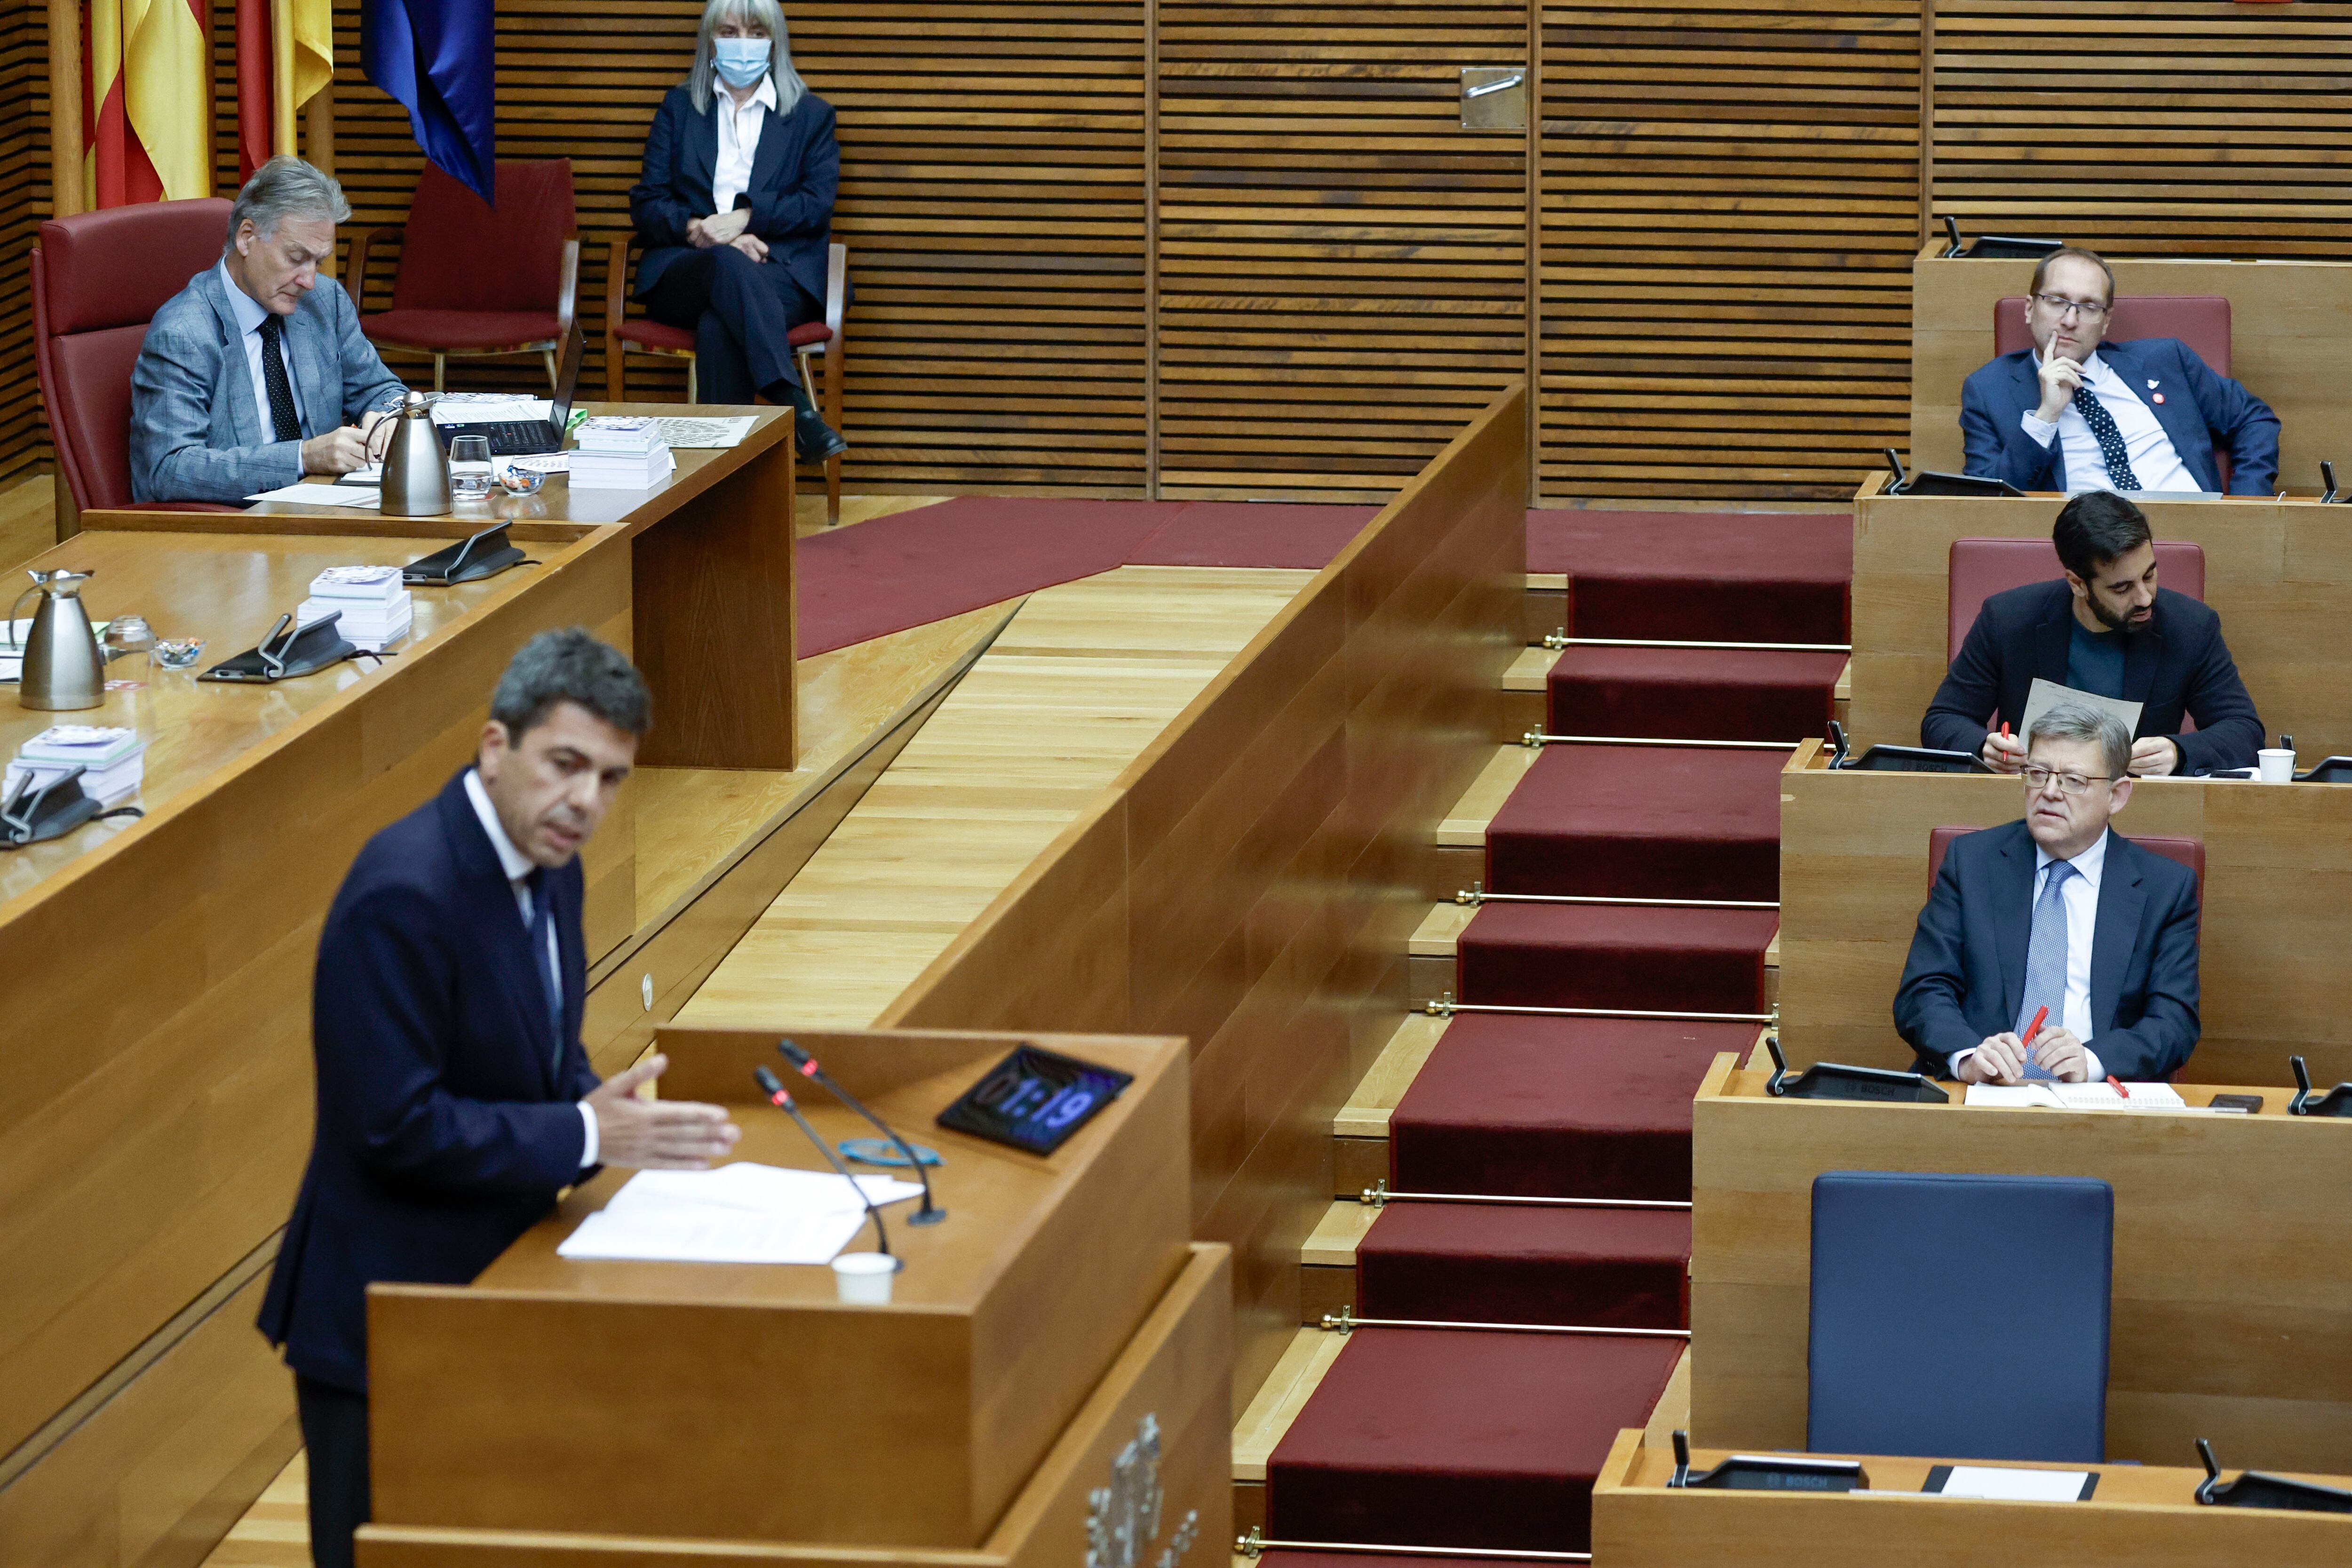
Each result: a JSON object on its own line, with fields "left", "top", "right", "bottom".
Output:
{"left": 363, "top": 0, "right": 497, "bottom": 205}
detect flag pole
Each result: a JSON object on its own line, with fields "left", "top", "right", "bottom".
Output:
{"left": 46, "top": 0, "right": 83, "bottom": 215}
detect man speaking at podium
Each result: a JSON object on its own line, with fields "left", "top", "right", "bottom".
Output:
{"left": 257, "top": 630, "right": 740, "bottom": 1568}
{"left": 1958, "top": 247, "right": 2278, "bottom": 496}
{"left": 1895, "top": 703, "right": 2201, "bottom": 1085}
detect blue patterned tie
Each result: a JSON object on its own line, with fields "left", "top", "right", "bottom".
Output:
{"left": 2016, "top": 859, "right": 2078, "bottom": 1080}
{"left": 2071, "top": 383, "right": 2142, "bottom": 492}
{"left": 525, "top": 868, "right": 564, "bottom": 1074}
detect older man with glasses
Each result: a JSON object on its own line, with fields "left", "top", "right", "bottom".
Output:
{"left": 1959, "top": 246, "right": 2278, "bottom": 497}
{"left": 1894, "top": 703, "right": 2202, "bottom": 1084}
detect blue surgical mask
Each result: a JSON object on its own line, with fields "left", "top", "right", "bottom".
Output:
{"left": 713, "top": 37, "right": 771, "bottom": 88}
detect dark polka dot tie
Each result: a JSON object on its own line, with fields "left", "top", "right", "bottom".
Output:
{"left": 258, "top": 314, "right": 303, "bottom": 445}
{"left": 2071, "top": 382, "right": 2140, "bottom": 492}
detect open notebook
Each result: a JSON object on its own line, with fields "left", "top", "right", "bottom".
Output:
{"left": 1965, "top": 1081, "right": 2186, "bottom": 1111}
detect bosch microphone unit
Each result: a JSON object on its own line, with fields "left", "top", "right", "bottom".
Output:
{"left": 776, "top": 1039, "right": 946, "bottom": 1226}
{"left": 752, "top": 1065, "right": 896, "bottom": 1265}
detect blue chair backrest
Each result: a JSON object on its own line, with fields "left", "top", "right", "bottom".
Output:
{"left": 1808, "top": 1170, "right": 2112, "bottom": 1463}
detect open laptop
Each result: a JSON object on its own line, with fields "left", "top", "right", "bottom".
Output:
{"left": 435, "top": 322, "right": 584, "bottom": 456}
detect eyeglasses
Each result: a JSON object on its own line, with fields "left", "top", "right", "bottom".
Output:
{"left": 2033, "top": 292, "right": 2110, "bottom": 321}
{"left": 2023, "top": 765, "right": 2114, "bottom": 796}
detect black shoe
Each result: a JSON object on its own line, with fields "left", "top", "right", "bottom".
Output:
{"left": 795, "top": 410, "right": 848, "bottom": 462}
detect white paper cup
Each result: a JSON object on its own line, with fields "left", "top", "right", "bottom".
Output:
{"left": 2258, "top": 748, "right": 2295, "bottom": 783}
{"left": 832, "top": 1251, "right": 898, "bottom": 1304}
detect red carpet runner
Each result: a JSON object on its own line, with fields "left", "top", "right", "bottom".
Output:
{"left": 1263, "top": 508, "right": 1851, "bottom": 1555}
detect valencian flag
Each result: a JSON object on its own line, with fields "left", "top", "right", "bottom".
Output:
{"left": 83, "top": 0, "right": 213, "bottom": 206}
{"left": 363, "top": 0, "right": 497, "bottom": 205}
{"left": 235, "top": 0, "right": 336, "bottom": 180}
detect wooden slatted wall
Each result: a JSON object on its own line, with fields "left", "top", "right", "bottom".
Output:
{"left": 0, "top": 0, "right": 47, "bottom": 486}
{"left": 1156, "top": 1, "right": 1528, "bottom": 501}
{"left": 1538, "top": 0, "right": 1923, "bottom": 501}
{"left": 790, "top": 0, "right": 1148, "bottom": 493}
{"left": 1932, "top": 1, "right": 2352, "bottom": 257}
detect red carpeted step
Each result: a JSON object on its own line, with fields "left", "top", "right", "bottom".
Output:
{"left": 1484, "top": 744, "right": 1786, "bottom": 901}
{"left": 1358, "top": 1202, "right": 1690, "bottom": 1329}
{"left": 1547, "top": 645, "right": 1846, "bottom": 743}
{"left": 1267, "top": 1326, "right": 1682, "bottom": 1552}
{"left": 1456, "top": 901, "right": 1773, "bottom": 1014}
{"left": 1391, "top": 1014, "right": 1745, "bottom": 1200}
{"left": 1128, "top": 501, "right": 1377, "bottom": 567}
{"left": 1527, "top": 509, "right": 1851, "bottom": 644}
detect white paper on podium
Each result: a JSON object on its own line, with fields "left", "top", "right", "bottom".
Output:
{"left": 556, "top": 1161, "right": 922, "bottom": 1266}
{"left": 1932, "top": 1465, "right": 2094, "bottom": 1502}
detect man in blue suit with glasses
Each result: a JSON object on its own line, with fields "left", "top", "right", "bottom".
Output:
{"left": 1959, "top": 247, "right": 2279, "bottom": 497}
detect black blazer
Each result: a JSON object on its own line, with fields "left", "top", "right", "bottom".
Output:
{"left": 1893, "top": 821, "right": 2201, "bottom": 1082}
{"left": 629, "top": 82, "right": 839, "bottom": 311}
{"left": 1921, "top": 579, "right": 2263, "bottom": 774}
{"left": 257, "top": 770, "right": 599, "bottom": 1392}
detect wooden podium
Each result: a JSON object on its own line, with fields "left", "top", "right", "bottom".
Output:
{"left": 356, "top": 1024, "right": 1232, "bottom": 1566}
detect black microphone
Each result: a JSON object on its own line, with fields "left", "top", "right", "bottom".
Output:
{"left": 752, "top": 1065, "right": 895, "bottom": 1265}
{"left": 776, "top": 1038, "right": 946, "bottom": 1226}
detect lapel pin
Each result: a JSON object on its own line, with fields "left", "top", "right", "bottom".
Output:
{"left": 2153, "top": 393, "right": 2166, "bottom": 404}
{"left": 2147, "top": 379, "right": 2160, "bottom": 389}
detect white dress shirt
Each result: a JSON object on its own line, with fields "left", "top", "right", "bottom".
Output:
{"left": 218, "top": 259, "right": 308, "bottom": 441}
{"left": 464, "top": 768, "right": 598, "bottom": 1168}
{"left": 711, "top": 74, "right": 779, "bottom": 218}
{"left": 1951, "top": 831, "right": 2108, "bottom": 1082}
{"left": 2019, "top": 349, "right": 2199, "bottom": 495}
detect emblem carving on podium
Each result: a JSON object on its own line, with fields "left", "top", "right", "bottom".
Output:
{"left": 1088, "top": 1413, "right": 1200, "bottom": 1568}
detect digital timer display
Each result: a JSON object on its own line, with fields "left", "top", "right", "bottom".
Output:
{"left": 936, "top": 1045, "right": 1133, "bottom": 1155}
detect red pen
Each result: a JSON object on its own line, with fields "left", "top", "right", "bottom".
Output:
{"left": 2107, "top": 1075, "right": 2130, "bottom": 1099}
{"left": 2023, "top": 1005, "right": 2048, "bottom": 1045}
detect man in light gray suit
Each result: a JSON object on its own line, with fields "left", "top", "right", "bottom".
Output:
{"left": 130, "top": 157, "right": 407, "bottom": 503}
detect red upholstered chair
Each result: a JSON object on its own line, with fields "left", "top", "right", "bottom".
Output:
{"left": 602, "top": 236, "right": 848, "bottom": 524}
{"left": 352, "top": 160, "right": 580, "bottom": 393}
{"left": 1947, "top": 537, "right": 2207, "bottom": 661}
{"left": 1928, "top": 824, "right": 2205, "bottom": 896}
{"left": 30, "top": 197, "right": 246, "bottom": 530}
{"left": 1993, "top": 295, "right": 2231, "bottom": 374}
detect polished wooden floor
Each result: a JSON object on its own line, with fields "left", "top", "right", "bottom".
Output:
{"left": 678, "top": 564, "right": 1316, "bottom": 1028}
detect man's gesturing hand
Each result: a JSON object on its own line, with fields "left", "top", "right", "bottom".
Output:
{"left": 301, "top": 425, "right": 372, "bottom": 476}
{"left": 587, "top": 1053, "right": 740, "bottom": 1170}
{"left": 1958, "top": 1033, "right": 2029, "bottom": 1084}
{"left": 2034, "top": 352, "right": 2086, "bottom": 422}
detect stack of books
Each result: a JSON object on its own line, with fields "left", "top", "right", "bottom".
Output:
{"left": 6, "top": 725, "right": 148, "bottom": 806}
{"left": 571, "top": 416, "right": 676, "bottom": 490}
{"left": 299, "top": 565, "right": 414, "bottom": 651}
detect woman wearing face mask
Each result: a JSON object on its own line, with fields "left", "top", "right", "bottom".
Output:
{"left": 628, "top": 0, "right": 846, "bottom": 460}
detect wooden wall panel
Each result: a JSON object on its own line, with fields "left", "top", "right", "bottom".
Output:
{"left": 883, "top": 384, "right": 1526, "bottom": 1399}
{"left": 1156, "top": 2, "right": 1528, "bottom": 501}
{"left": 1932, "top": 2, "right": 2352, "bottom": 258}
{"left": 0, "top": 0, "right": 48, "bottom": 486}
{"left": 1537, "top": 0, "right": 1922, "bottom": 500}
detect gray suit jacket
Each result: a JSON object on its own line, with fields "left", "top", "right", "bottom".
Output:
{"left": 129, "top": 264, "right": 405, "bottom": 503}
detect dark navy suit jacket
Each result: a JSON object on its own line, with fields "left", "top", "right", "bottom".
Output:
{"left": 1959, "top": 337, "right": 2280, "bottom": 496}
{"left": 257, "top": 770, "right": 599, "bottom": 1392}
{"left": 1894, "top": 820, "right": 2201, "bottom": 1082}
{"left": 628, "top": 83, "right": 839, "bottom": 312}
{"left": 1921, "top": 579, "right": 2263, "bottom": 774}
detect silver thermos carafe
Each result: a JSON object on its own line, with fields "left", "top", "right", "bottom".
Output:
{"left": 378, "top": 392, "right": 451, "bottom": 516}
{"left": 9, "top": 568, "right": 105, "bottom": 711}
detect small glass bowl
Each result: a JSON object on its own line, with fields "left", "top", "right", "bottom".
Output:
{"left": 151, "top": 638, "right": 206, "bottom": 669}
{"left": 495, "top": 465, "right": 547, "bottom": 496}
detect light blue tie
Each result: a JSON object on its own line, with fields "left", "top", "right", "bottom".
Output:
{"left": 2017, "top": 859, "right": 2078, "bottom": 1080}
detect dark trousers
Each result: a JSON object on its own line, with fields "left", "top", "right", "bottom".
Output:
{"left": 296, "top": 1372, "right": 371, "bottom": 1568}
{"left": 643, "top": 245, "right": 821, "bottom": 405}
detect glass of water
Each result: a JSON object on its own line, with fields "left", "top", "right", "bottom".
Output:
{"left": 448, "top": 434, "right": 493, "bottom": 498}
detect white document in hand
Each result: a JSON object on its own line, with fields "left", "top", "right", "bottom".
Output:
{"left": 554, "top": 1162, "right": 923, "bottom": 1265}
{"left": 2020, "top": 677, "right": 2142, "bottom": 743}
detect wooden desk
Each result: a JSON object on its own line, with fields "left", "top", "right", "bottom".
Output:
{"left": 1848, "top": 480, "right": 2352, "bottom": 761}
{"left": 1687, "top": 1054, "right": 2352, "bottom": 1474}
{"left": 1907, "top": 247, "right": 2352, "bottom": 487}
{"left": 1777, "top": 740, "right": 2352, "bottom": 1087}
{"left": 1595, "top": 1428, "right": 2352, "bottom": 1566}
{"left": 365, "top": 1025, "right": 1206, "bottom": 1553}
{"left": 2, "top": 411, "right": 800, "bottom": 1567}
